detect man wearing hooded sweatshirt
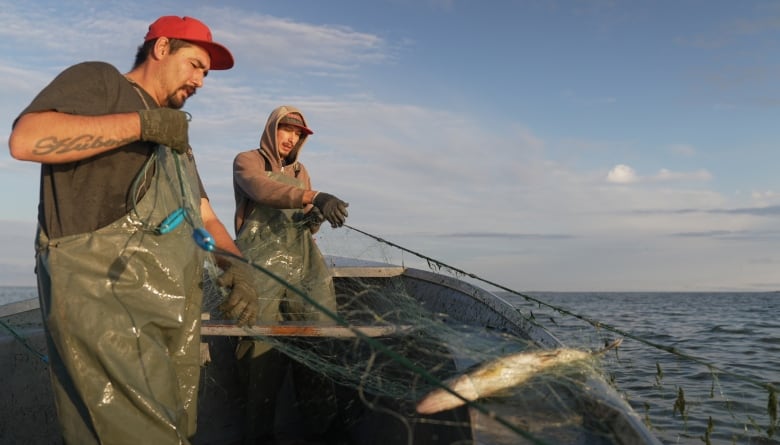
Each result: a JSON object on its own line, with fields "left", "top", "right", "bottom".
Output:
{"left": 232, "top": 105, "right": 349, "bottom": 442}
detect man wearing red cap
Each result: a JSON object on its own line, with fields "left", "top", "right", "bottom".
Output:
{"left": 232, "top": 105, "right": 349, "bottom": 442}
{"left": 9, "top": 16, "right": 258, "bottom": 445}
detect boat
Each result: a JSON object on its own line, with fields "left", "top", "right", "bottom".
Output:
{"left": 0, "top": 256, "right": 662, "bottom": 444}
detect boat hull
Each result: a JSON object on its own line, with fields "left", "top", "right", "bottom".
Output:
{"left": 0, "top": 258, "right": 661, "bottom": 444}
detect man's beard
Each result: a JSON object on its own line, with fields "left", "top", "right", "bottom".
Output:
{"left": 166, "top": 87, "right": 193, "bottom": 109}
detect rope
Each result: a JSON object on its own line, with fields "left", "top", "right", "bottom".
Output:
{"left": 205, "top": 245, "right": 553, "bottom": 445}
{"left": 0, "top": 319, "right": 48, "bottom": 363}
{"left": 343, "top": 224, "right": 777, "bottom": 396}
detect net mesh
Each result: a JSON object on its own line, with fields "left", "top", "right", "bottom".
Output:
{"left": 0, "top": 220, "right": 775, "bottom": 444}
{"left": 198, "top": 225, "right": 660, "bottom": 445}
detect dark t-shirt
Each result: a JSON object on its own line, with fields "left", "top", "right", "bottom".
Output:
{"left": 16, "top": 61, "right": 206, "bottom": 238}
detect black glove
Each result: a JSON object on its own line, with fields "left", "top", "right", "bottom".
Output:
{"left": 138, "top": 108, "right": 189, "bottom": 154}
{"left": 304, "top": 206, "right": 325, "bottom": 232}
{"left": 313, "top": 192, "right": 349, "bottom": 228}
{"left": 216, "top": 260, "right": 260, "bottom": 327}
{"left": 293, "top": 207, "right": 324, "bottom": 232}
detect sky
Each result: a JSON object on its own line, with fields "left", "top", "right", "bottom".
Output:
{"left": 1, "top": 0, "right": 780, "bottom": 292}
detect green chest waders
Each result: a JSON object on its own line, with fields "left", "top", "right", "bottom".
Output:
{"left": 233, "top": 172, "right": 338, "bottom": 441}
{"left": 235, "top": 171, "right": 336, "bottom": 324}
{"left": 36, "top": 146, "right": 206, "bottom": 445}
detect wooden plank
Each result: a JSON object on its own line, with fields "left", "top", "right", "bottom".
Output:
{"left": 329, "top": 266, "right": 405, "bottom": 278}
{"left": 201, "top": 320, "right": 413, "bottom": 337}
{"left": 324, "top": 256, "right": 406, "bottom": 278}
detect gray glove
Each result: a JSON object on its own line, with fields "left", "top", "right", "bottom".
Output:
{"left": 313, "top": 192, "right": 349, "bottom": 228}
{"left": 138, "top": 108, "right": 189, "bottom": 154}
{"left": 216, "top": 260, "right": 260, "bottom": 327}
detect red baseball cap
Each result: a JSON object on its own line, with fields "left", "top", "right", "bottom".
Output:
{"left": 145, "top": 16, "right": 234, "bottom": 70}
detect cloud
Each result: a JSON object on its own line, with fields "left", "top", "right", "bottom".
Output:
{"left": 652, "top": 168, "right": 712, "bottom": 182}
{"left": 670, "top": 229, "right": 737, "bottom": 238}
{"left": 606, "top": 164, "right": 638, "bottom": 183}
{"left": 216, "top": 13, "right": 392, "bottom": 74}
{"left": 751, "top": 190, "right": 780, "bottom": 203}
{"left": 670, "top": 228, "right": 780, "bottom": 241}
{"left": 2, "top": 1, "right": 779, "bottom": 291}
{"left": 439, "top": 232, "right": 574, "bottom": 240}
{"left": 635, "top": 204, "right": 780, "bottom": 217}
{"left": 0, "top": 3, "right": 393, "bottom": 81}
{"left": 0, "top": 3, "right": 143, "bottom": 65}
{"left": 606, "top": 164, "right": 712, "bottom": 184}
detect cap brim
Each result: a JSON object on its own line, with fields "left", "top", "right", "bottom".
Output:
{"left": 190, "top": 40, "right": 234, "bottom": 70}
{"left": 293, "top": 124, "right": 314, "bottom": 135}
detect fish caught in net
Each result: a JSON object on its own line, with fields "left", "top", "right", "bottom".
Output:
{"left": 196, "top": 224, "right": 660, "bottom": 445}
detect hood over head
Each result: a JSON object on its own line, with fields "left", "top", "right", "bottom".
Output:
{"left": 259, "top": 105, "right": 312, "bottom": 169}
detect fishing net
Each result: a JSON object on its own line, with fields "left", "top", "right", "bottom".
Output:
{"left": 197, "top": 225, "right": 658, "bottom": 445}
{"left": 1, "top": 207, "right": 776, "bottom": 444}
{"left": 194, "top": 222, "right": 779, "bottom": 445}
{"left": 0, "top": 219, "right": 780, "bottom": 445}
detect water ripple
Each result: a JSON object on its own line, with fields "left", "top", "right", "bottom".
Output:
{"left": 518, "top": 291, "right": 778, "bottom": 445}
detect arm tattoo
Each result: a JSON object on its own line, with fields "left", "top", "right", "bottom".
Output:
{"left": 32, "top": 135, "right": 137, "bottom": 156}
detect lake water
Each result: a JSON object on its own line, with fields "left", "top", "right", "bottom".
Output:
{"left": 2, "top": 287, "right": 778, "bottom": 444}
{"left": 0, "top": 286, "right": 38, "bottom": 307}
{"left": 504, "top": 291, "right": 780, "bottom": 445}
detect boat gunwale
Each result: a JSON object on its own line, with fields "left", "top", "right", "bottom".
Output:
{"left": 0, "top": 260, "right": 663, "bottom": 445}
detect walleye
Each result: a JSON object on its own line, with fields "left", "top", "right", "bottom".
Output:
{"left": 416, "top": 338, "right": 623, "bottom": 415}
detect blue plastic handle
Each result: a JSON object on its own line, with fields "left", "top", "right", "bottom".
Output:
{"left": 156, "top": 208, "right": 186, "bottom": 234}
{"left": 192, "top": 228, "right": 215, "bottom": 251}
